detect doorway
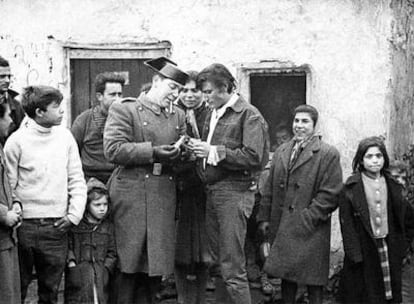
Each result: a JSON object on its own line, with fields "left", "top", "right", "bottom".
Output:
{"left": 250, "top": 73, "right": 306, "bottom": 151}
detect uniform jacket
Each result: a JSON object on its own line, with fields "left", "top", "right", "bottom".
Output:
{"left": 338, "top": 172, "right": 414, "bottom": 304}
{"left": 103, "top": 95, "right": 186, "bottom": 275}
{"left": 257, "top": 135, "right": 343, "bottom": 285}
{"left": 197, "top": 95, "right": 269, "bottom": 185}
{"left": 64, "top": 217, "right": 116, "bottom": 304}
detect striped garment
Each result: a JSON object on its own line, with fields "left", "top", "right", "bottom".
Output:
{"left": 376, "top": 238, "right": 393, "bottom": 300}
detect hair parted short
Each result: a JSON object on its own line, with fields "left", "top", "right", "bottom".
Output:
{"left": 21, "top": 85, "right": 63, "bottom": 119}
{"left": 352, "top": 136, "right": 390, "bottom": 175}
{"left": 94, "top": 72, "right": 126, "bottom": 95}
{"left": 294, "top": 104, "right": 319, "bottom": 126}
{"left": 196, "top": 63, "right": 236, "bottom": 94}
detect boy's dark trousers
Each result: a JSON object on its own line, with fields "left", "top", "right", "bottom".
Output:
{"left": 17, "top": 218, "right": 68, "bottom": 304}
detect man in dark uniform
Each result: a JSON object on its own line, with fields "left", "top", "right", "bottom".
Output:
{"left": 103, "top": 57, "right": 188, "bottom": 303}
{"left": 0, "top": 56, "right": 25, "bottom": 144}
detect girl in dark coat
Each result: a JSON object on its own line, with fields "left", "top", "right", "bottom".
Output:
{"left": 339, "top": 136, "right": 414, "bottom": 304}
{"left": 64, "top": 178, "right": 117, "bottom": 304}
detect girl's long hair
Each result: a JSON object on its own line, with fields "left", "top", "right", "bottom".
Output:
{"left": 352, "top": 136, "right": 389, "bottom": 175}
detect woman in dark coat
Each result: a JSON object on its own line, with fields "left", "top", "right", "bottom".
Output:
{"left": 174, "top": 71, "right": 210, "bottom": 304}
{"left": 338, "top": 136, "right": 414, "bottom": 304}
{"left": 64, "top": 178, "right": 117, "bottom": 304}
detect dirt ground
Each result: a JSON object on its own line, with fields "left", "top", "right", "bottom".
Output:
{"left": 24, "top": 277, "right": 340, "bottom": 304}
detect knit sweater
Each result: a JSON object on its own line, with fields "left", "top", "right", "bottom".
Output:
{"left": 4, "top": 118, "right": 87, "bottom": 225}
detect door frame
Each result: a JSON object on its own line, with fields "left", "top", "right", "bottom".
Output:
{"left": 236, "top": 60, "right": 313, "bottom": 105}
{"left": 63, "top": 41, "right": 171, "bottom": 123}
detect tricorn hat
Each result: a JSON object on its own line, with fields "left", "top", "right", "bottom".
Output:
{"left": 144, "top": 57, "right": 189, "bottom": 86}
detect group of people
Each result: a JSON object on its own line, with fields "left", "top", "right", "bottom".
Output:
{"left": 0, "top": 53, "right": 412, "bottom": 304}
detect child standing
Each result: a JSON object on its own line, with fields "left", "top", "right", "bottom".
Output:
{"left": 65, "top": 177, "right": 117, "bottom": 304}
{"left": 4, "top": 85, "right": 87, "bottom": 304}
{"left": 338, "top": 136, "right": 414, "bottom": 304}
{"left": 0, "top": 101, "right": 22, "bottom": 303}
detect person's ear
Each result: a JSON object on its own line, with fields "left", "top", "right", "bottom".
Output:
{"left": 96, "top": 92, "right": 103, "bottom": 102}
{"left": 35, "top": 108, "right": 44, "bottom": 118}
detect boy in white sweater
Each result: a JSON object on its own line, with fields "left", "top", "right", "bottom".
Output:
{"left": 4, "top": 85, "right": 87, "bottom": 304}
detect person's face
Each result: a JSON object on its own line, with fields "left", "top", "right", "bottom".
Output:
{"left": 0, "top": 104, "right": 12, "bottom": 138}
{"left": 153, "top": 76, "right": 181, "bottom": 108}
{"left": 36, "top": 101, "right": 64, "bottom": 127}
{"left": 0, "top": 66, "right": 11, "bottom": 93}
{"left": 201, "top": 81, "right": 229, "bottom": 109}
{"left": 97, "top": 82, "right": 123, "bottom": 113}
{"left": 292, "top": 112, "right": 315, "bottom": 141}
{"left": 275, "top": 129, "right": 292, "bottom": 146}
{"left": 88, "top": 195, "right": 108, "bottom": 221}
{"left": 179, "top": 80, "right": 203, "bottom": 109}
{"left": 362, "top": 146, "right": 385, "bottom": 176}
{"left": 389, "top": 168, "right": 407, "bottom": 187}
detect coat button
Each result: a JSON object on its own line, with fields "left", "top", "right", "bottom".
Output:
{"left": 169, "top": 176, "right": 173, "bottom": 180}
{"left": 295, "top": 183, "right": 300, "bottom": 189}
{"left": 139, "top": 107, "right": 143, "bottom": 111}
{"left": 145, "top": 174, "right": 149, "bottom": 178}
{"left": 143, "top": 122, "right": 148, "bottom": 126}
{"left": 279, "top": 183, "right": 285, "bottom": 188}
{"left": 289, "top": 205, "right": 295, "bottom": 212}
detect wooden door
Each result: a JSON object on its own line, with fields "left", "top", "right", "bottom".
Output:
{"left": 70, "top": 58, "right": 155, "bottom": 123}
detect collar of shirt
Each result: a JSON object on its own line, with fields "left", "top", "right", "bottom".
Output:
{"left": 213, "top": 93, "right": 238, "bottom": 120}
{"left": 140, "top": 94, "right": 173, "bottom": 117}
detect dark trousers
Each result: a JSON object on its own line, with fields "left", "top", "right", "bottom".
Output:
{"left": 0, "top": 245, "right": 21, "bottom": 303}
{"left": 112, "top": 271, "right": 162, "bottom": 304}
{"left": 18, "top": 219, "right": 68, "bottom": 304}
{"left": 206, "top": 181, "right": 254, "bottom": 304}
{"left": 281, "top": 279, "right": 323, "bottom": 304}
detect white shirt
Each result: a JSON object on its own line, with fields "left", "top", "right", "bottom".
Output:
{"left": 206, "top": 93, "right": 238, "bottom": 166}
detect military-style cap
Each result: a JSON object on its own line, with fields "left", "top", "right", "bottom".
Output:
{"left": 144, "top": 57, "right": 189, "bottom": 86}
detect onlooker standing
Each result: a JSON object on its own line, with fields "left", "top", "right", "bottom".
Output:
{"left": 0, "top": 56, "right": 25, "bottom": 143}
{"left": 0, "top": 101, "right": 22, "bottom": 303}
{"left": 65, "top": 177, "right": 117, "bottom": 304}
{"left": 5, "top": 85, "right": 87, "bottom": 304}
{"left": 175, "top": 71, "right": 210, "bottom": 304}
{"left": 189, "top": 63, "right": 269, "bottom": 304}
{"left": 257, "top": 105, "right": 342, "bottom": 304}
{"left": 338, "top": 137, "right": 414, "bottom": 304}
{"left": 104, "top": 57, "right": 188, "bottom": 303}
{"left": 71, "top": 72, "right": 125, "bottom": 183}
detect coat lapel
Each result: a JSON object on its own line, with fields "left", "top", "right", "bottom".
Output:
{"left": 280, "top": 140, "right": 294, "bottom": 171}
{"left": 351, "top": 175, "right": 375, "bottom": 239}
{"left": 289, "top": 136, "right": 320, "bottom": 173}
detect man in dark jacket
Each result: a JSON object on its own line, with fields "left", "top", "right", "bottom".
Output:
{"left": 71, "top": 72, "right": 125, "bottom": 183}
{"left": 0, "top": 56, "right": 25, "bottom": 144}
{"left": 257, "top": 105, "right": 343, "bottom": 304}
{"left": 189, "top": 63, "right": 269, "bottom": 304}
{"left": 104, "top": 57, "right": 188, "bottom": 304}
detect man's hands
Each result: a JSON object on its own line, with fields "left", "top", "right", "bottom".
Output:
{"left": 187, "top": 139, "right": 211, "bottom": 158}
{"left": 54, "top": 216, "right": 73, "bottom": 233}
{"left": 5, "top": 202, "right": 23, "bottom": 227}
{"left": 153, "top": 145, "right": 180, "bottom": 161}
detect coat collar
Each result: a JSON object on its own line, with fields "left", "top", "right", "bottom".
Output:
{"left": 280, "top": 135, "right": 322, "bottom": 173}
{"left": 138, "top": 95, "right": 174, "bottom": 117}
{"left": 345, "top": 172, "right": 405, "bottom": 239}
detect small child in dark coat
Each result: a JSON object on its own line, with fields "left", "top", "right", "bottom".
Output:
{"left": 64, "top": 177, "right": 117, "bottom": 304}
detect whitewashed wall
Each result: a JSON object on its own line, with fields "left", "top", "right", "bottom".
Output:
{"left": 0, "top": 0, "right": 397, "bottom": 265}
